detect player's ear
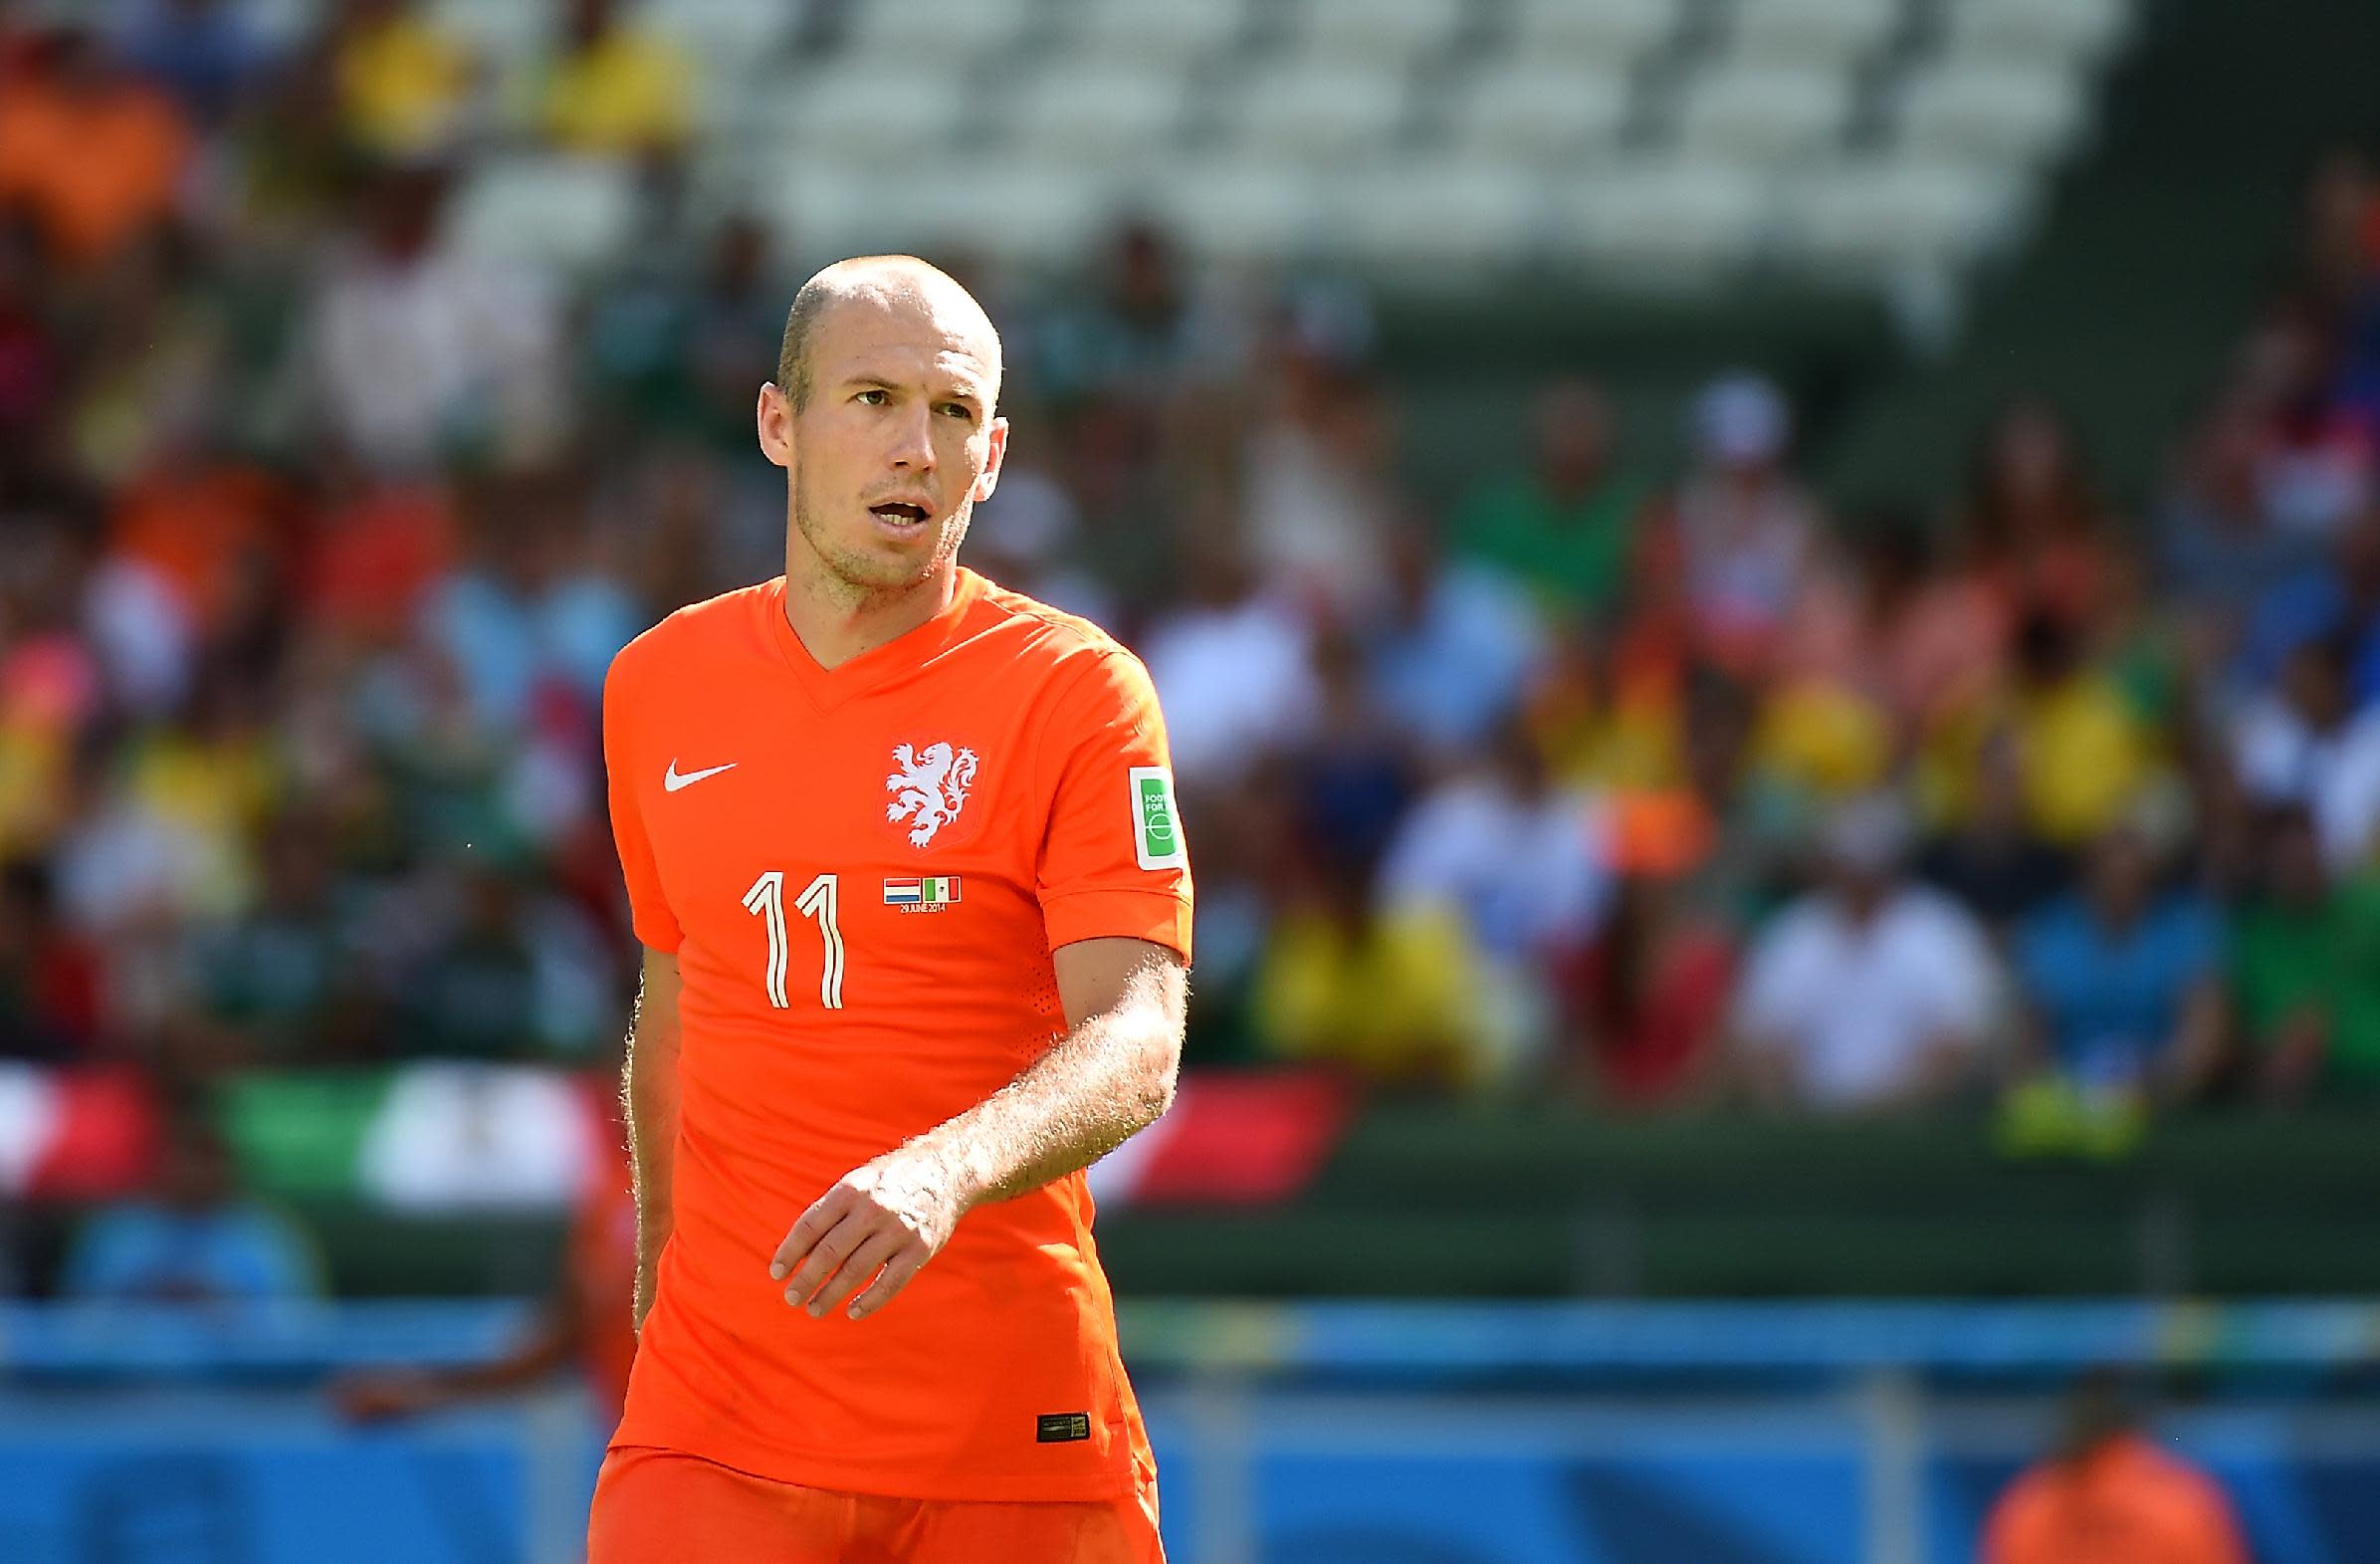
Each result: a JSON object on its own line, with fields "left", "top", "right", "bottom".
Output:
{"left": 757, "top": 382, "right": 794, "bottom": 470}
{"left": 973, "top": 416, "right": 1009, "bottom": 504}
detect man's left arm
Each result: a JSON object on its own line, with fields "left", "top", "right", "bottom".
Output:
{"left": 769, "top": 937, "right": 1186, "bottom": 1321}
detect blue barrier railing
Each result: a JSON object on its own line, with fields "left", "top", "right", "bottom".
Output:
{"left": 4, "top": 1301, "right": 2377, "bottom": 1563}
{"left": 5, "top": 1297, "right": 2377, "bottom": 1377}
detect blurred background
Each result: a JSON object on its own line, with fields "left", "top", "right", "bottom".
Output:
{"left": 2, "top": 0, "right": 2379, "bottom": 1559}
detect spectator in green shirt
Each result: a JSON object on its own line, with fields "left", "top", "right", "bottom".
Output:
{"left": 2233, "top": 805, "right": 2380, "bottom": 1099}
{"left": 1451, "top": 378, "right": 1648, "bottom": 622}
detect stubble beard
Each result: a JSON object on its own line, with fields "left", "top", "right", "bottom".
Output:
{"left": 789, "top": 454, "right": 972, "bottom": 612}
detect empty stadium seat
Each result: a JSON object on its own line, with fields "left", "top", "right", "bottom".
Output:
{"left": 429, "top": 0, "right": 549, "bottom": 66}
{"left": 1942, "top": 0, "right": 2135, "bottom": 68}
{"left": 450, "top": 156, "right": 640, "bottom": 273}
{"left": 1671, "top": 61, "right": 1852, "bottom": 163}
{"left": 766, "top": 163, "right": 898, "bottom": 256}
{"left": 431, "top": 0, "right": 2127, "bottom": 304}
{"left": 838, "top": 0, "right": 1038, "bottom": 69}
{"left": 1291, "top": 0, "right": 1472, "bottom": 66}
{"left": 1724, "top": 0, "right": 1907, "bottom": 70}
{"left": 245, "top": 0, "right": 320, "bottom": 49}
{"left": 1506, "top": 0, "right": 1684, "bottom": 71}
{"left": 1561, "top": 158, "right": 1774, "bottom": 274}
{"left": 1443, "top": 61, "right": 1635, "bottom": 161}
{"left": 1147, "top": 160, "right": 1327, "bottom": 264}
{"left": 1893, "top": 58, "right": 2086, "bottom": 167}
{"left": 645, "top": 0, "right": 792, "bottom": 67}
{"left": 870, "top": 160, "right": 1113, "bottom": 269}
{"left": 1061, "top": 0, "right": 1253, "bottom": 64}
{"left": 1227, "top": 63, "right": 1412, "bottom": 162}
{"left": 768, "top": 64, "right": 980, "bottom": 167}
{"left": 1334, "top": 159, "right": 1547, "bottom": 271}
{"left": 1773, "top": 155, "right": 2029, "bottom": 271}
{"left": 998, "top": 61, "right": 1196, "bottom": 160}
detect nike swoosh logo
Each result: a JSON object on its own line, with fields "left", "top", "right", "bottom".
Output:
{"left": 664, "top": 760, "right": 738, "bottom": 792}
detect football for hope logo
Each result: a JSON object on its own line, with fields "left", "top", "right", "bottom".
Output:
{"left": 1130, "top": 766, "right": 1185, "bottom": 869}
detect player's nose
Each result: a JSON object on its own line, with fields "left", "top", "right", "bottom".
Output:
{"left": 886, "top": 404, "right": 936, "bottom": 471}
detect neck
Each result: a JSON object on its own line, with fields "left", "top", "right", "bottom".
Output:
{"left": 780, "top": 548, "right": 960, "bottom": 671}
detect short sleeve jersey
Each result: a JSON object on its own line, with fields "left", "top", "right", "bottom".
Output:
{"left": 602, "top": 568, "right": 1190, "bottom": 1502}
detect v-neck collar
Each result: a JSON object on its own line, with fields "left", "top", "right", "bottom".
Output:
{"left": 763, "top": 568, "right": 984, "bottom": 713}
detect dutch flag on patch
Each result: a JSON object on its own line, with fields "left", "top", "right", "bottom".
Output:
{"left": 882, "top": 876, "right": 961, "bottom": 907}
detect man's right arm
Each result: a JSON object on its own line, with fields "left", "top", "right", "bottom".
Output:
{"left": 624, "top": 945, "right": 682, "bottom": 1334}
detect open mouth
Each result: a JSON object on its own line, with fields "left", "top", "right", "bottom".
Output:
{"left": 869, "top": 502, "right": 930, "bottom": 527}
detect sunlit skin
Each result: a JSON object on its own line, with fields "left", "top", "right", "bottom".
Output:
{"left": 756, "top": 261, "right": 1009, "bottom": 671}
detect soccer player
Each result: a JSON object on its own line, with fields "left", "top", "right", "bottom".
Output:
{"left": 1982, "top": 1371, "right": 2249, "bottom": 1564}
{"left": 586, "top": 256, "right": 1190, "bottom": 1563}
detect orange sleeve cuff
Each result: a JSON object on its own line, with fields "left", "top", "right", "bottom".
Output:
{"left": 631, "top": 909, "right": 684, "bottom": 954}
{"left": 1041, "top": 888, "right": 1193, "bottom": 965}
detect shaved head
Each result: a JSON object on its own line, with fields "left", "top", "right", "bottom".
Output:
{"left": 774, "top": 255, "right": 1002, "bottom": 414}
{"left": 757, "top": 252, "right": 1011, "bottom": 627}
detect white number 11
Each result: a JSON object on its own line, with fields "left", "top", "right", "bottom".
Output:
{"left": 742, "top": 871, "right": 844, "bottom": 1009}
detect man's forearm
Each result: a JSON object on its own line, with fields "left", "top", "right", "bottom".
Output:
{"left": 624, "top": 962, "right": 681, "bottom": 1331}
{"left": 767, "top": 942, "right": 1186, "bottom": 1323}
{"left": 917, "top": 977, "right": 1180, "bottom": 1212}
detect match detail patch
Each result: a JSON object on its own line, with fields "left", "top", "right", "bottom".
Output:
{"left": 882, "top": 876, "right": 961, "bottom": 912}
{"left": 1036, "top": 1413, "right": 1092, "bottom": 1444}
{"left": 1130, "top": 766, "right": 1186, "bottom": 870}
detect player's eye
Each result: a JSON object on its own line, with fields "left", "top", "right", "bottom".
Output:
{"left": 855, "top": 388, "right": 888, "bottom": 406}
{"left": 939, "top": 402, "right": 973, "bottom": 420}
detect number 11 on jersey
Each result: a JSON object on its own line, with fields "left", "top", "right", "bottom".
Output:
{"left": 742, "top": 871, "right": 845, "bottom": 1009}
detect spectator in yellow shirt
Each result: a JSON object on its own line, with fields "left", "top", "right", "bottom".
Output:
{"left": 536, "top": 0, "right": 694, "bottom": 160}
{"left": 1923, "top": 611, "right": 2156, "bottom": 847}
{"left": 1252, "top": 847, "right": 1508, "bottom": 1092}
{"left": 330, "top": 0, "right": 477, "bottom": 159}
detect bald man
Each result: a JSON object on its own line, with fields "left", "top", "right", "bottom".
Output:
{"left": 587, "top": 257, "right": 1189, "bottom": 1562}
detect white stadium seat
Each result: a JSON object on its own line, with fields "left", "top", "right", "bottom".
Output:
{"left": 1672, "top": 61, "right": 1852, "bottom": 163}
{"left": 1333, "top": 160, "right": 1547, "bottom": 271}
{"left": 1943, "top": 0, "right": 2136, "bottom": 68}
{"left": 450, "top": 156, "right": 639, "bottom": 273}
{"left": 765, "top": 164, "right": 886, "bottom": 256}
{"left": 245, "top": 0, "right": 319, "bottom": 49}
{"left": 645, "top": 0, "right": 793, "bottom": 66}
{"left": 769, "top": 64, "right": 980, "bottom": 167}
{"left": 999, "top": 61, "right": 1196, "bottom": 160}
{"left": 867, "top": 160, "right": 1111, "bottom": 269}
{"left": 1561, "top": 158, "right": 1774, "bottom": 274}
{"left": 1444, "top": 61, "right": 1635, "bottom": 160}
{"left": 1227, "top": 63, "right": 1412, "bottom": 162}
{"left": 1506, "top": 0, "right": 1685, "bottom": 71}
{"left": 1147, "top": 160, "right": 1328, "bottom": 264}
{"left": 1064, "top": 0, "right": 1254, "bottom": 64}
{"left": 1293, "top": 0, "right": 1472, "bottom": 66}
{"left": 839, "top": 0, "right": 1038, "bottom": 70}
{"left": 430, "top": 0, "right": 549, "bottom": 66}
{"left": 1725, "top": 0, "right": 1907, "bottom": 70}
{"left": 1774, "top": 155, "right": 2030, "bottom": 272}
{"left": 1894, "top": 59, "right": 2086, "bottom": 167}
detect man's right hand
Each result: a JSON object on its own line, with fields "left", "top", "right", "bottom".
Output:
{"left": 330, "top": 1369, "right": 451, "bottom": 1424}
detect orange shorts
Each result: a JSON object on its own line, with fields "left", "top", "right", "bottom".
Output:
{"left": 586, "top": 1446, "right": 1167, "bottom": 1564}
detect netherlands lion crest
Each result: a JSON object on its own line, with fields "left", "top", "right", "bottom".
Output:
{"left": 885, "top": 741, "right": 979, "bottom": 847}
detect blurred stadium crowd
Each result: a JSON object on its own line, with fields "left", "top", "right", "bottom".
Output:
{"left": 4, "top": 0, "right": 2380, "bottom": 1269}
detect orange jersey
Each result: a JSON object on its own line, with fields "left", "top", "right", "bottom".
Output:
{"left": 601, "top": 568, "right": 1191, "bottom": 1502}
{"left": 1983, "top": 1436, "right": 2249, "bottom": 1564}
